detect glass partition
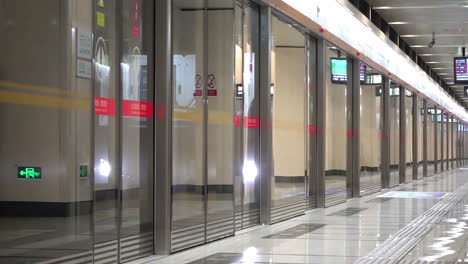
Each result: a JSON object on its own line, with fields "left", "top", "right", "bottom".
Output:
{"left": 427, "top": 103, "right": 436, "bottom": 176}
{"left": 172, "top": 0, "right": 206, "bottom": 250}
{"left": 236, "top": 1, "right": 261, "bottom": 230}
{"left": 389, "top": 81, "right": 400, "bottom": 187}
{"left": 404, "top": 89, "right": 413, "bottom": 182}
{"left": 119, "top": 0, "right": 155, "bottom": 261}
{"left": 270, "top": 14, "right": 307, "bottom": 221}
{"left": 436, "top": 111, "right": 442, "bottom": 172}
{"left": 324, "top": 43, "right": 348, "bottom": 206}
{"left": 359, "top": 63, "right": 382, "bottom": 196}
{"left": 0, "top": 1, "right": 93, "bottom": 263}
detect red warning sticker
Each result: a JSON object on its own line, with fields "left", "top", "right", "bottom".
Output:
{"left": 95, "top": 97, "right": 116, "bottom": 116}
{"left": 123, "top": 100, "right": 154, "bottom": 118}
{"left": 235, "top": 115, "right": 242, "bottom": 127}
{"left": 244, "top": 116, "right": 260, "bottom": 128}
{"left": 308, "top": 125, "right": 318, "bottom": 134}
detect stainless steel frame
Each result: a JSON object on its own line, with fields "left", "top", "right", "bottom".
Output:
{"left": 399, "top": 85, "right": 406, "bottom": 184}
{"left": 434, "top": 107, "right": 439, "bottom": 174}
{"left": 259, "top": 5, "right": 272, "bottom": 224}
{"left": 446, "top": 114, "right": 450, "bottom": 170}
{"left": 154, "top": 0, "right": 172, "bottom": 255}
{"left": 350, "top": 58, "right": 360, "bottom": 197}
{"left": 316, "top": 39, "right": 327, "bottom": 207}
{"left": 381, "top": 76, "right": 390, "bottom": 188}
{"left": 307, "top": 36, "right": 319, "bottom": 209}
{"left": 413, "top": 94, "right": 418, "bottom": 180}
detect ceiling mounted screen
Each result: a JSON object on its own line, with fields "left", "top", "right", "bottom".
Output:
{"left": 454, "top": 57, "right": 468, "bottom": 83}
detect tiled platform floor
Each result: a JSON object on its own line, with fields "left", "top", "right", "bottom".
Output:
{"left": 132, "top": 168, "right": 468, "bottom": 264}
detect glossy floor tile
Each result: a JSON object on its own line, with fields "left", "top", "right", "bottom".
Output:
{"left": 131, "top": 168, "right": 468, "bottom": 264}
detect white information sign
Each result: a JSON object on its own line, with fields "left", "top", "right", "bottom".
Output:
{"left": 77, "top": 59, "right": 92, "bottom": 79}
{"left": 77, "top": 31, "right": 92, "bottom": 59}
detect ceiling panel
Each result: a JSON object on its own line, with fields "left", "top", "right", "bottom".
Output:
{"left": 371, "top": 0, "right": 468, "bottom": 106}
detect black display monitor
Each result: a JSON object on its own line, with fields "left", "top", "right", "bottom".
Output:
{"left": 330, "top": 59, "right": 383, "bottom": 85}
{"left": 331, "top": 58, "right": 347, "bottom": 84}
{"left": 454, "top": 57, "right": 468, "bottom": 83}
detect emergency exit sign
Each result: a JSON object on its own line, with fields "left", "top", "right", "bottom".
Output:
{"left": 18, "top": 167, "right": 42, "bottom": 179}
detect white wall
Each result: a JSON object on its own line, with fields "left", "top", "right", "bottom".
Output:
{"left": 272, "top": 47, "right": 306, "bottom": 177}
{"left": 360, "top": 84, "right": 381, "bottom": 168}
{"left": 0, "top": 0, "right": 93, "bottom": 203}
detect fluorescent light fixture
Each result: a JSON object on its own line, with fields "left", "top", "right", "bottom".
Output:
{"left": 388, "top": 21, "right": 410, "bottom": 25}
{"left": 282, "top": 0, "right": 468, "bottom": 122}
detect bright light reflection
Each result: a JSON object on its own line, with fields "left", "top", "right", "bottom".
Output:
{"left": 241, "top": 247, "right": 258, "bottom": 264}
{"left": 99, "top": 159, "right": 111, "bottom": 177}
{"left": 243, "top": 160, "right": 258, "bottom": 183}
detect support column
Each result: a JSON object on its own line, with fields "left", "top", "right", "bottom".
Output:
{"left": 441, "top": 112, "right": 445, "bottom": 172}
{"left": 154, "top": 0, "right": 172, "bottom": 255}
{"left": 399, "top": 86, "right": 406, "bottom": 183}
{"left": 422, "top": 99, "right": 427, "bottom": 177}
{"left": 316, "top": 39, "right": 327, "bottom": 207}
{"left": 413, "top": 94, "right": 418, "bottom": 179}
{"left": 446, "top": 115, "right": 450, "bottom": 171}
{"left": 434, "top": 107, "right": 438, "bottom": 174}
{"left": 307, "top": 36, "right": 319, "bottom": 209}
{"left": 350, "top": 58, "right": 360, "bottom": 198}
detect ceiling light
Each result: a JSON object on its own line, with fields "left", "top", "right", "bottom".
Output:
{"left": 388, "top": 22, "right": 410, "bottom": 25}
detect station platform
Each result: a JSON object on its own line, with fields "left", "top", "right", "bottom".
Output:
{"left": 133, "top": 169, "right": 468, "bottom": 264}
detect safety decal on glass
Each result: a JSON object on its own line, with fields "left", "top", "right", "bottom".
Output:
{"left": 95, "top": 97, "right": 116, "bottom": 116}
{"left": 123, "top": 100, "right": 154, "bottom": 118}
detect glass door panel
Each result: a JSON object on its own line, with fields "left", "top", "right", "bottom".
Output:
{"left": 119, "top": 0, "right": 154, "bottom": 261}
{"left": 270, "top": 14, "right": 307, "bottom": 222}
{"left": 171, "top": 0, "right": 237, "bottom": 251}
{"left": 206, "top": 0, "right": 235, "bottom": 242}
{"left": 427, "top": 103, "right": 436, "bottom": 176}
{"left": 389, "top": 81, "right": 400, "bottom": 187}
{"left": 417, "top": 97, "right": 424, "bottom": 178}
{"left": 404, "top": 89, "right": 413, "bottom": 182}
{"left": 324, "top": 43, "right": 348, "bottom": 207}
{"left": 171, "top": 0, "right": 206, "bottom": 252}
{"left": 359, "top": 63, "right": 382, "bottom": 196}
{"left": 94, "top": 0, "right": 155, "bottom": 262}
{"left": 93, "top": 0, "right": 119, "bottom": 262}
{"left": 234, "top": 0, "right": 261, "bottom": 231}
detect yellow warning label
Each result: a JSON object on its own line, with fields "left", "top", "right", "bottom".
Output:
{"left": 97, "top": 12, "right": 105, "bottom": 27}
{"left": 98, "top": 0, "right": 104, "bottom": 7}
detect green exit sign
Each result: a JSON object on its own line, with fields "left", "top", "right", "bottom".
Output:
{"left": 80, "top": 165, "right": 88, "bottom": 178}
{"left": 18, "top": 167, "right": 42, "bottom": 179}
